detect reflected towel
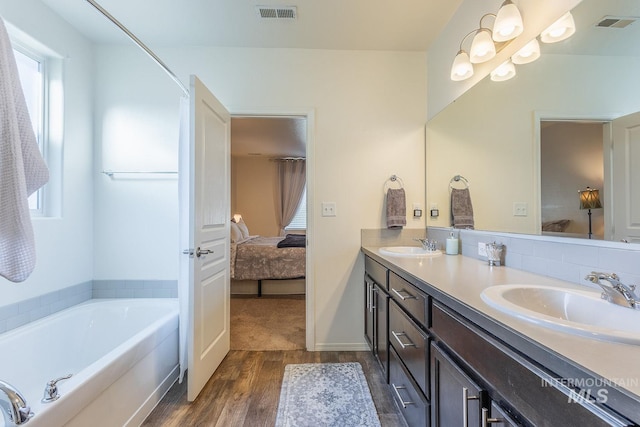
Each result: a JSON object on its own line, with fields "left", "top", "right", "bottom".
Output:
{"left": 451, "top": 188, "right": 474, "bottom": 229}
{"left": 386, "top": 188, "right": 406, "bottom": 229}
{"left": 0, "top": 17, "right": 49, "bottom": 282}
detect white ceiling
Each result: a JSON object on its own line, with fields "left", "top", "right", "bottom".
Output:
{"left": 41, "top": 0, "right": 463, "bottom": 51}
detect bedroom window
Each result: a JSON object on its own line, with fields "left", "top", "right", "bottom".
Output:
{"left": 285, "top": 188, "right": 306, "bottom": 231}
{"left": 12, "top": 35, "right": 63, "bottom": 217}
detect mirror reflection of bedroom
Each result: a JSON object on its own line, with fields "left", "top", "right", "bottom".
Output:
{"left": 229, "top": 116, "right": 307, "bottom": 351}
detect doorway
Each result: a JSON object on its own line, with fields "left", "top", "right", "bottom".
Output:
{"left": 228, "top": 114, "right": 310, "bottom": 351}
{"left": 540, "top": 120, "right": 605, "bottom": 238}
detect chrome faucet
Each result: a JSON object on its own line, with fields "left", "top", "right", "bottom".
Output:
{"left": 585, "top": 272, "right": 640, "bottom": 309}
{"left": 0, "top": 380, "right": 32, "bottom": 425}
{"left": 414, "top": 238, "right": 437, "bottom": 252}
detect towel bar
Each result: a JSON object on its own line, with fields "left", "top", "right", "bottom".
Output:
{"left": 449, "top": 174, "right": 469, "bottom": 189}
{"left": 384, "top": 174, "right": 404, "bottom": 193}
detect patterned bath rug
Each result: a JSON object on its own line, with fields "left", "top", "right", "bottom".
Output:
{"left": 275, "top": 362, "right": 381, "bottom": 427}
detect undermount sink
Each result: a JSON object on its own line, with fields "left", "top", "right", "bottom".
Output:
{"left": 481, "top": 284, "right": 640, "bottom": 344}
{"left": 378, "top": 246, "right": 442, "bottom": 258}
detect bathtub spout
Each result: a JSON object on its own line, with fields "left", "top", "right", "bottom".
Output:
{"left": 0, "top": 380, "right": 32, "bottom": 425}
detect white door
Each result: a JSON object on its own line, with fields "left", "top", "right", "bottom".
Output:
{"left": 187, "top": 75, "right": 231, "bottom": 401}
{"left": 612, "top": 111, "right": 640, "bottom": 243}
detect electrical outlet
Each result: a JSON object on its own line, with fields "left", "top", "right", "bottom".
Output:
{"left": 478, "top": 242, "right": 487, "bottom": 257}
{"left": 321, "top": 202, "right": 336, "bottom": 217}
{"left": 513, "top": 202, "right": 528, "bottom": 217}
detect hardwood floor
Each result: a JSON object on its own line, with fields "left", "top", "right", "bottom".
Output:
{"left": 142, "top": 350, "right": 405, "bottom": 427}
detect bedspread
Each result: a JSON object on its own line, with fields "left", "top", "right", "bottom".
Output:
{"left": 231, "top": 236, "right": 305, "bottom": 281}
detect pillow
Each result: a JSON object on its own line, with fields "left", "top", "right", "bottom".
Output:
{"left": 230, "top": 222, "right": 243, "bottom": 243}
{"left": 236, "top": 217, "right": 250, "bottom": 239}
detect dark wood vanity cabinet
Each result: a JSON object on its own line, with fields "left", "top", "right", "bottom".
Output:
{"left": 431, "top": 342, "right": 517, "bottom": 427}
{"left": 364, "top": 256, "right": 389, "bottom": 378}
{"left": 430, "top": 302, "right": 633, "bottom": 427}
{"left": 363, "top": 254, "right": 637, "bottom": 427}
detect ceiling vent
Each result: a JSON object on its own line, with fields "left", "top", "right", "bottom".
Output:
{"left": 595, "top": 16, "right": 637, "bottom": 29}
{"left": 256, "top": 6, "right": 297, "bottom": 20}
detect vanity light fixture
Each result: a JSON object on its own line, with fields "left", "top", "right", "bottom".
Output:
{"left": 492, "top": 0, "right": 524, "bottom": 42}
{"left": 450, "top": 2, "right": 524, "bottom": 81}
{"left": 511, "top": 38, "right": 541, "bottom": 64}
{"left": 490, "top": 59, "right": 516, "bottom": 81}
{"left": 540, "top": 12, "right": 576, "bottom": 43}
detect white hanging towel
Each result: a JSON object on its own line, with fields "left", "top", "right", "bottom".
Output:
{"left": 0, "top": 16, "right": 49, "bottom": 283}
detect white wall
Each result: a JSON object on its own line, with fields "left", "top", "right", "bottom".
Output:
{"left": 0, "top": 0, "right": 94, "bottom": 306}
{"left": 92, "top": 45, "right": 427, "bottom": 348}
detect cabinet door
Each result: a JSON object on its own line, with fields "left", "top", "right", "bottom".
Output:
{"left": 431, "top": 343, "right": 484, "bottom": 427}
{"left": 364, "top": 277, "right": 374, "bottom": 351}
{"left": 374, "top": 282, "right": 389, "bottom": 379}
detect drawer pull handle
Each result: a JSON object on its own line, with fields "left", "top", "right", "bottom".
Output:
{"left": 391, "top": 384, "right": 415, "bottom": 408}
{"left": 391, "top": 330, "right": 417, "bottom": 349}
{"left": 391, "top": 288, "right": 417, "bottom": 301}
{"left": 462, "top": 387, "right": 480, "bottom": 427}
{"left": 481, "top": 408, "right": 502, "bottom": 427}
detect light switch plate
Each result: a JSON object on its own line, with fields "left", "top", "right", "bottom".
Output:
{"left": 321, "top": 202, "right": 337, "bottom": 217}
{"left": 513, "top": 202, "right": 528, "bottom": 217}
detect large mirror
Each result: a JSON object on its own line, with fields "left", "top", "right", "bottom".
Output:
{"left": 426, "top": 0, "right": 640, "bottom": 243}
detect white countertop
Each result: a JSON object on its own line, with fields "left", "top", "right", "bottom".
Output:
{"left": 362, "top": 246, "right": 640, "bottom": 408}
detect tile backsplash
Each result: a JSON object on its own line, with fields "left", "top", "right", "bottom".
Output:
{"left": 428, "top": 227, "right": 640, "bottom": 291}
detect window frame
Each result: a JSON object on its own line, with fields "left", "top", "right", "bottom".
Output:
{"left": 13, "top": 43, "right": 47, "bottom": 215}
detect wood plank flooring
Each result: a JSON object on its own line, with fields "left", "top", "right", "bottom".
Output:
{"left": 142, "top": 350, "right": 405, "bottom": 427}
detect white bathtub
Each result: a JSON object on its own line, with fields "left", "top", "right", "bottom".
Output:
{"left": 0, "top": 298, "right": 179, "bottom": 427}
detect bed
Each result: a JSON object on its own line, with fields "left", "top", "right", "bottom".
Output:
{"left": 230, "top": 219, "right": 305, "bottom": 296}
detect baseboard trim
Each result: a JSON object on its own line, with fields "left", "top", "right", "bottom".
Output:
{"left": 313, "top": 343, "right": 371, "bottom": 352}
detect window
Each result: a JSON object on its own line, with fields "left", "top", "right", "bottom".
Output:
{"left": 14, "top": 47, "right": 45, "bottom": 212}
{"left": 285, "top": 188, "right": 307, "bottom": 231}
{"left": 11, "top": 34, "right": 63, "bottom": 218}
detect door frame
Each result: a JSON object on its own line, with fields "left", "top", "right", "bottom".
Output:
{"left": 229, "top": 106, "right": 316, "bottom": 351}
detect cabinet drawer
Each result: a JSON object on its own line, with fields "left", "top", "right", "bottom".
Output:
{"left": 431, "top": 302, "right": 632, "bottom": 427}
{"left": 365, "top": 256, "right": 388, "bottom": 289}
{"left": 389, "top": 347, "right": 429, "bottom": 427}
{"left": 389, "top": 300, "right": 429, "bottom": 398}
{"left": 389, "top": 271, "right": 428, "bottom": 326}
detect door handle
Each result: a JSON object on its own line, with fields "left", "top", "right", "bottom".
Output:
{"left": 196, "top": 247, "right": 213, "bottom": 257}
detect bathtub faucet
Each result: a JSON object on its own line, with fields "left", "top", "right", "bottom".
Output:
{"left": 0, "top": 380, "right": 32, "bottom": 425}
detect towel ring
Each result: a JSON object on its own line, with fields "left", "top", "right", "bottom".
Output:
{"left": 449, "top": 175, "right": 469, "bottom": 190}
{"left": 384, "top": 174, "right": 404, "bottom": 193}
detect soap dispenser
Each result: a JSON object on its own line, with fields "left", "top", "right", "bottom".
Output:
{"left": 445, "top": 230, "right": 459, "bottom": 255}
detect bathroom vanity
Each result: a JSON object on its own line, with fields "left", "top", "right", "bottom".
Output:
{"left": 362, "top": 247, "right": 640, "bottom": 426}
